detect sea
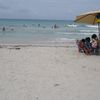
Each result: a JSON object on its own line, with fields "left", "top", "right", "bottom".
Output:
{"left": 0, "top": 19, "right": 98, "bottom": 46}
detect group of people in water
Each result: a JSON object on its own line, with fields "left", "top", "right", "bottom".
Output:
{"left": 76, "top": 34, "right": 100, "bottom": 55}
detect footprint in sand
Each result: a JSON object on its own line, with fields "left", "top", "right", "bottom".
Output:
{"left": 54, "top": 83, "right": 60, "bottom": 87}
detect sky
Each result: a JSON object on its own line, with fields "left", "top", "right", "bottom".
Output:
{"left": 0, "top": 0, "right": 100, "bottom": 20}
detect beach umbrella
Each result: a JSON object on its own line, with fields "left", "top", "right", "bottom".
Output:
{"left": 74, "top": 10, "right": 100, "bottom": 39}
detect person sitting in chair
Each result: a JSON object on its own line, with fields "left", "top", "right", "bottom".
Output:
{"left": 91, "top": 34, "right": 99, "bottom": 55}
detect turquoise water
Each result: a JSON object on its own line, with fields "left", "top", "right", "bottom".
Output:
{"left": 0, "top": 19, "right": 98, "bottom": 45}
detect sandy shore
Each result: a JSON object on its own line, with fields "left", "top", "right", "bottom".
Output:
{"left": 0, "top": 43, "right": 100, "bottom": 100}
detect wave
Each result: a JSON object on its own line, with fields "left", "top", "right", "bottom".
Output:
{"left": 79, "top": 29, "right": 98, "bottom": 33}
{"left": 65, "top": 24, "right": 77, "bottom": 28}
{"left": 64, "top": 24, "right": 97, "bottom": 33}
{"left": 86, "top": 25, "right": 98, "bottom": 28}
{"left": 55, "top": 38, "right": 75, "bottom": 42}
{"left": 66, "top": 24, "right": 98, "bottom": 29}
{"left": 81, "top": 33, "right": 98, "bottom": 35}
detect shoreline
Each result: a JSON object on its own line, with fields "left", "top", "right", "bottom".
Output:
{"left": 0, "top": 41, "right": 76, "bottom": 49}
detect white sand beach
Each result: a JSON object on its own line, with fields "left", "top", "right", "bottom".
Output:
{"left": 0, "top": 43, "right": 100, "bottom": 100}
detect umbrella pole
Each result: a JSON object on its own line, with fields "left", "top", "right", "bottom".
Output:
{"left": 98, "top": 22, "right": 100, "bottom": 39}
{"left": 98, "top": 23, "right": 100, "bottom": 54}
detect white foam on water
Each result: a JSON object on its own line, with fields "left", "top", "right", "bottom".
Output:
{"left": 86, "top": 25, "right": 98, "bottom": 28}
